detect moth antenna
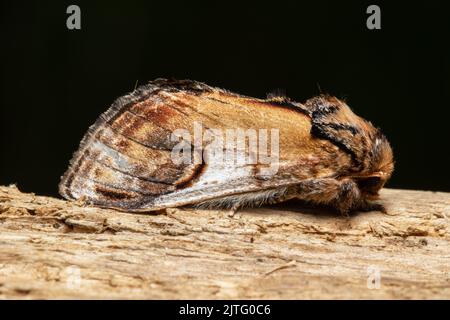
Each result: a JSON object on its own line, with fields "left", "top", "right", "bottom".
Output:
{"left": 133, "top": 79, "right": 139, "bottom": 91}
{"left": 316, "top": 82, "right": 323, "bottom": 94}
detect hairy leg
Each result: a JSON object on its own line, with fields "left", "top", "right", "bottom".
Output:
{"left": 294, "top": 178, "right": 384, "bottom": 214}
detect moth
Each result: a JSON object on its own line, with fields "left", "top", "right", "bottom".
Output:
{"left": 59, "top": 79, "right": 394, "bottom": 214}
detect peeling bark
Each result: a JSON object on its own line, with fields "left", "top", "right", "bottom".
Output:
{"left": 0, "top": 185, "right": 449, "bottom": 299}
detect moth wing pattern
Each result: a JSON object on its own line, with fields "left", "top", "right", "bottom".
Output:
{"left": 59, "top": 80, "right": 203, "bottom": 210}
{"left": 59, "top": 79, "right": 351, "bottom": 211}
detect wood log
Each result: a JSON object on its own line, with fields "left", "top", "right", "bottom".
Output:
{"left": 0, "top": 185, "right": 449, "bottom": 299}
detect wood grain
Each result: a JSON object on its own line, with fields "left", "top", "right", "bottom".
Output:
{"left": 0, "top": 185, "right": 449, "bottom": 299}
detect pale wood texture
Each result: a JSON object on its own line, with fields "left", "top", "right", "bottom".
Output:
{"left": 0, "top": 185, "right": 449, "bottom": 299}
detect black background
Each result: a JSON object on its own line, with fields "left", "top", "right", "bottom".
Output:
{"left": 1, "top": 0, "right": 449, "bottom": 197}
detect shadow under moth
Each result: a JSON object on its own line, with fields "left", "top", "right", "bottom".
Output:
{"left": 59, "top": 79, "right": 394, "bottom": 215}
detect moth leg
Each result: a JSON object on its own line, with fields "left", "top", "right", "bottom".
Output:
{"left": 295, "top": 178, "right": 373, "bottom": 215}
{"left": 334, "top": 179, "right": 362, "bottom": 215}
{"left": 357, "top": 201, "right": 387, "bottom": 213}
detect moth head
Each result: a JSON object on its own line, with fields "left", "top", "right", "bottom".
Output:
{"left": 356, "top": 133, "right": 394, "bottom": 198}
{"left": 304, "top": 94, "right": 395, "bottom": 190}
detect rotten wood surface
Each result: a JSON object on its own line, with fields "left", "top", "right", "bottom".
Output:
{"left": 0, "top": 185, "right": 449, "bottom": 299}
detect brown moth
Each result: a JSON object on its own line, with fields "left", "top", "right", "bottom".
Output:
{"left": 59, "top": 79, "right": 394, "bottom": 214}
